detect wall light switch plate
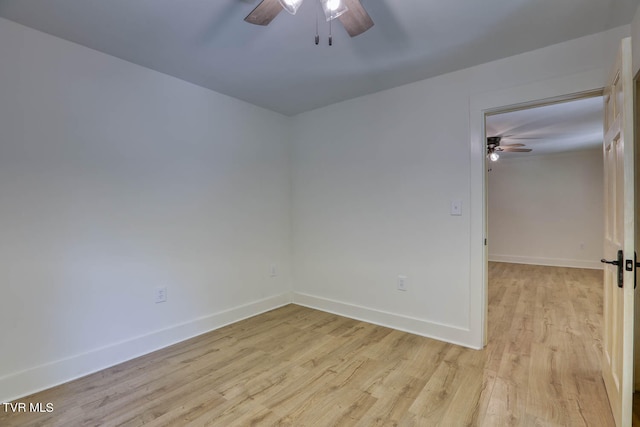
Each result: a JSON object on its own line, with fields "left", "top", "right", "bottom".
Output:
{"left": 155, "top": 287, "right": 167, "bottom": 303}
{"left": 397, "top": 275, "right": 408, "bottom": 291}
{"left": 450, "top": 200, "right": 462, "bottom": 216}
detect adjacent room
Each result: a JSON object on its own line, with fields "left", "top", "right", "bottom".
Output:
{"left": 485, "top": 97, "right": 610, "bottom": 424}
{"left": 1, "top": 0, "right": 640, "bottom": 425}
{"left": 487, "top": 96, "right": 604, "bottom": 270}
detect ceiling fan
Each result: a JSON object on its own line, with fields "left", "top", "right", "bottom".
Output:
{"left": 244, "top": 0, "right": 374, "bottom": 37}
{"left": 487, "top": 136, "right": 532, "bottom": 161}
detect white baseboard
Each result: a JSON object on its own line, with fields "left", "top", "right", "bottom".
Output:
{"left": 489, "top": 254, "right": 603, "bottom": 270}
{"left": 292, "top": 292, "right": 480, "bottom": 350}
{"left": 0, "top": 292, "right": 293, "bottom": 403}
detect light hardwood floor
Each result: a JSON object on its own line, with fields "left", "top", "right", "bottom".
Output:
{"left": 1, "top": 263, "right": 614, "bottom": 426}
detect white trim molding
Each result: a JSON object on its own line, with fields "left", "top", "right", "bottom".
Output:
{"left": 0, "top": 293, "right": 293, "bottom": 403}
{"left": 489, "top": 255, "right": 603, "bottom": 270}
{"left": 293, "top": 292, "right": 480, "bottom": 350}
{"left": 469, "top": 67, "right": 608, "bottom": 348}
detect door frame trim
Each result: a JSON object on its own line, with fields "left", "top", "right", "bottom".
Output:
{"left": 469, "top": 68, "right": 607, "bottom": 348}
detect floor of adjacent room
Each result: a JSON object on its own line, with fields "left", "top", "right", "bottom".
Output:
{"left": 0, "top": 263, "right": 618, "bottom": 426}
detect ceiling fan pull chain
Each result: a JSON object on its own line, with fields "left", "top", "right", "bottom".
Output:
{"left": 315, "top": 1, "right": 320, "bottom": 45}
{"left": 329, "top": 16, "right": 333, "bottom": 46}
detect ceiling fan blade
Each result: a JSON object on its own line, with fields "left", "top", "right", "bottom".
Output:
{"left": 500, "top": 135, "right": 541, "bottom": 140}
{"left": 245, "top": 0, "right": 283, "bottom": 26}
{"left": 338, "top": 0, "right": 374, "bottom": 37}
{"left": 501, "top": 148, "right": 532, "bottom": 152}
{"left": 499, "top": 143, "right": 526, "bottom": 147}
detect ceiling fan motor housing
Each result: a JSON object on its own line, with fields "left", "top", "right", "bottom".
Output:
{"left": 487, "top": 136, "right": 501, "bottom": 147}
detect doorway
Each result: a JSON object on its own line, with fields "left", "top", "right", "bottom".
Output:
{"left": 483, "top": 94, "right": 612, "bottom": 424}
{"left": 470, "top": 39, "right": 636, "bottom": 425}
{"left": 468, "top": 71, "right": 608, "bottom": 348}
{"left": 485, "top": 96, "right": 604, "bottom": 270}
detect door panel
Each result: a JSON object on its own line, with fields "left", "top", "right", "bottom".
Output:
{"left": 602, "top": 37, "right": 634, "bottom": 427}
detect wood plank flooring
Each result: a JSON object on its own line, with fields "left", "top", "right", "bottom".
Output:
{"left": 1, "top": 262, "right": 614, "bottom": 426}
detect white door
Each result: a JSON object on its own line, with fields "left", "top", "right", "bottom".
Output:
{"left": 601, "top": 36, "right": 635, "bottom": 427}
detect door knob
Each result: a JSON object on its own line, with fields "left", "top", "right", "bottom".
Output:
{"left": 601, "top": 250, "right": 624, "bottom": 288}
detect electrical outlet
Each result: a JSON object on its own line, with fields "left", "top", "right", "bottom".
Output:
{"left": 450, "top": 200, "right": 462, "bottom": 216}
{"left": 155, "top": 287, "right": 167, "bottom": 303}
{"left": 397, "top": 275, "right": 407, "bottom": 291}
{"left": 270, "top": 264, "right": 277, "bottom": 277}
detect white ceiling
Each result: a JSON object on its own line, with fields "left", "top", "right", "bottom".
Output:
{"left": 0, "top": 0, "right": 637, "bottom": 115}
{"left": 485, "top": 96, "right": 604, "bottom": 158}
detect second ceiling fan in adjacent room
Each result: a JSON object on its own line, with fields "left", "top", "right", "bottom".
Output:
{"left": 486, "top": 136, "right": 533, "bottom": 162}
{"left": 244, "top": 0, "right": 374, "bottom": 38}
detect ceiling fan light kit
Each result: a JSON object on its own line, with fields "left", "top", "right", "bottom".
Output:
{"left": 278, "top": 0, "right": 303, "bottom": 15}
{"left": 245, "top": 0, "right": 374, "bottom": 40}
{"left": 321, "top": 0, "right": 348, "bottom": 21}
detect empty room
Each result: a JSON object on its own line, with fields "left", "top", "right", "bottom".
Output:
{"left": 1, "top": 1, "right": 640, "bottom": 426}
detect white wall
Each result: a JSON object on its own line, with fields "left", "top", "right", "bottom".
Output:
{"left": 0, "top": 18, "right": 292, "bottom": 402}
{"left": 488, "top": 149, "right": 603, "bottom": 269}
{"left": 291, "top": 27, "right": 627, "bottom": 348}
